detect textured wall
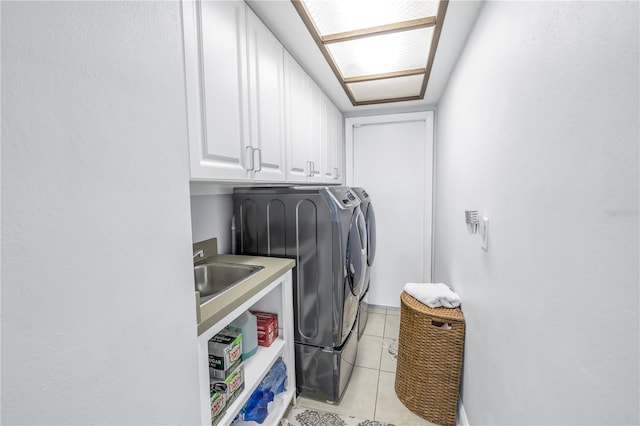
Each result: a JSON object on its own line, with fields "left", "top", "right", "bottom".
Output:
{"left": 434, "top": 1, "right": 639, "bottom": 424}
{"left": 1, "top": 2, "right": 200, "bottom": 424}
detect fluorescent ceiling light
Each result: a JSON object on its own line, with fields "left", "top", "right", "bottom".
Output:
{"left": 292, "top": 0, "right": 448, "bottom": 106}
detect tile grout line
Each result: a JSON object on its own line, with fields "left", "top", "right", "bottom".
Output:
{"left": 356, "top": 364, "right": 382, "bottom": 372}
{"left": 372, "top": 311, "right": 386, "bottom": 422}
{"left": 376, "top": 310, "right": 393, "bottom": 421}
{"left": 373, "top": 367, "right": 381, "bottom": 421}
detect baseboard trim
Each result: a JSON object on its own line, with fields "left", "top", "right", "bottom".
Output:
{"left": 457, "top": 398, "right": 469, "bottom": 426}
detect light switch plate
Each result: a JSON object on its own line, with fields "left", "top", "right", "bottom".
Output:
{"left": 480, "top": 217, "right": 489, "bottom": 251}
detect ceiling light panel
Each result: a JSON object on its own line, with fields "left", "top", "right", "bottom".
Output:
{"left": 348, "top": 74, "right": 424, "bottom": 103}
{"left": 293, "top": 0, "right": 448, "bottom": 105}
{"left": 326, "top": 27, "right": 434, "bottom": 78}
{"left": 302, "top": 0, "right": 439, "bottom": 36}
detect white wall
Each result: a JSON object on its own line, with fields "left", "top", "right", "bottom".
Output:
{"left": 435, "top": 2, "right": 639, "bottom": 425}
{"left": 190, "top": 194, "right": 234, "bottom": 253}
{"left": 1, "top": 2, "right": 201, "bottom": 424}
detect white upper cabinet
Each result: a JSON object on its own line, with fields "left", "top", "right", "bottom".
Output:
{"left": 183, "top": 0, "right": 251, "bottom": 181}
{"left": 322, "top": 96, "right": 344, "bottom": 182}
{"left": 307, "top": 81, "right": 325, "bottom": 183}
{"left": 331, "top": 101, "right": 345, "bottom": 182}
{"left": 246, "top": 8, "right": 286, "bottom": 182}
{"left": 183, "top": 0, "right": 343, "bottom": 184}
{"left": 284, "top": 52, "right": 311, "bottom": 183}
{"left": 284, "top": 52, "right": 332, "bottom": 183}
{"left": 182, "top": 0, "right": 285, "bottom": 182}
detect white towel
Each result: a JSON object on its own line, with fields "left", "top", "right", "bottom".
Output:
{"left": 403, "top": 283, "right": 461, "bottom": 308}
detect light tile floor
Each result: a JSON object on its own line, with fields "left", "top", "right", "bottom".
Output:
{"left": 287, "top": 305, "right": 437, "bottom": 426}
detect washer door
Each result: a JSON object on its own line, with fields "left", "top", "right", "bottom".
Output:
{"left": 346, "top": 207, "right": 367, "bottom": 298}
{"left": 365, "top": 203, "right": 376, "bottom": 267}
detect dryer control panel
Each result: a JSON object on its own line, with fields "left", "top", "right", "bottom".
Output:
{"left": 325, "top": 187, "right": 360, "bottom": 209}
{"left": 351, "top": 187, "right": 370, "bottom": 203}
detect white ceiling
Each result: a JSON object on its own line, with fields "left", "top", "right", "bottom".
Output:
{"left": 246, "top": 0, "right": 484, "bottom": 116}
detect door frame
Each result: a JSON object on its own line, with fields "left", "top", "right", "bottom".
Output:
{"left": 345, "top": 111, "right": 435, "bottom": 283}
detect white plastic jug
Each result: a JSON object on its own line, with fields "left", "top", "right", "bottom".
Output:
{"left": 228, "top": 311, "right": 258, "bottom": 360}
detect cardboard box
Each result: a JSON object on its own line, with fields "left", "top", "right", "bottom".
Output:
{"left": 208, "top": 331, "right": 242, "bottom": 379}
{"left": 251, "top": 311, "right": 278, "bottom": 347}
{"left": 209, "top": 388, "right": 226, "bottom": 426}
{"left": 210, "top": 363, "right": 245, "bottom": 409}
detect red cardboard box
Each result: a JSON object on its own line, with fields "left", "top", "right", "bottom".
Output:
{"left": 251, "top": 311, "right": 278, "bottom": 347}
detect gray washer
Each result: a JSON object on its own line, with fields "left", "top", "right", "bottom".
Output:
{"left": 233, "top": 186, "right": 367, "bottom": 402}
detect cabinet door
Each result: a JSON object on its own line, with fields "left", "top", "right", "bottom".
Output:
{"left": 322, "top": 97, "right": 344, "bottom": 182}
{"left": 246, "top": 10, "right": 286, "bottom": 182}
{"left": 321, "top": 96, "right": 333, "bottom": 182}
{"left": 307, "top": 81, "right": 325, "bottom": 183}
{"left": 183, "top": 0, "right": 251, "bottom": 180}
{"left": 330, "top": 101, "right": 344, "bottom": 182}
{"left": 284, "top": 52, "right": 312, "bottom": 183}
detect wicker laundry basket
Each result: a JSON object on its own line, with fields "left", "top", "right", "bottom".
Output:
{"left": 395, "top": 291, "right": 465, "bottom": 426}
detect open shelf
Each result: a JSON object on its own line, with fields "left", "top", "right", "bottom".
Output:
{"left": 218, "top": 339, "right": 287, "bottom": 424}
{"left": 236, "top": 388, "right": 295, "bottom": 425}
{"left": 197, "top": 270, "right": 295, "bottom": 425}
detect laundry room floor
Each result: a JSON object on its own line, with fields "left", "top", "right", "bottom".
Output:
{"left": 285, "top": 306, "right": 437, "bottom": 426}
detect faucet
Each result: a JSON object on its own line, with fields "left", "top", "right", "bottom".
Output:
{"left": 193, "top": 249, "right": 204, "bottom": 260}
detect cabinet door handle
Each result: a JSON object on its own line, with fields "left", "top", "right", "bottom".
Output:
{"left": 306, "top": 161, "right": 313, "bottom": 177}
{"left": 333, "top": 167, "right": 339, "bottom": 179}
{"left": 245, "top": 146, "right": 254, "bottom": 171}
{"left": 254, "top": 148, "right": 262, "bottom": 172}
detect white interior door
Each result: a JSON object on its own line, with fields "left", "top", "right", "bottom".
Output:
{"left": 347, "top": 112, "right": 433, "bottom": 308}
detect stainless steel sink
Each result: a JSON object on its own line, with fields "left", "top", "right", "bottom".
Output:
{"left": 194, "top": 261, "right": 263, "bottom": 301}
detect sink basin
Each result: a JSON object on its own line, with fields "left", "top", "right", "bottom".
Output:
{"left": 194, "top": 261, "right": 263, "bottom": 300}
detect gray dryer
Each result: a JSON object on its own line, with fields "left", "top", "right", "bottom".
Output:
{"left": 351, "top": 187, "right": 376, "bottom": 339}
{"left": 233, "top": 186, "right": 367, "bottom": 402}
